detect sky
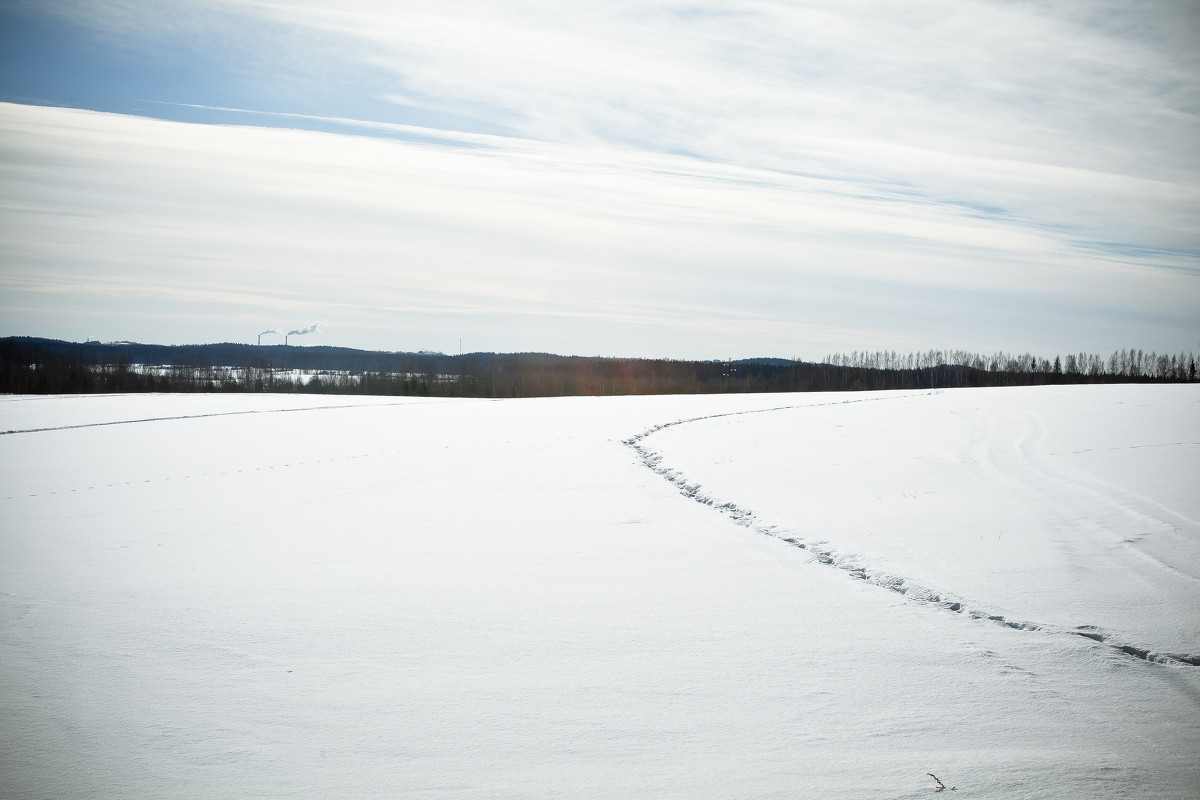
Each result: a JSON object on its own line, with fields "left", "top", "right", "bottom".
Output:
{"left": 0, "top": 0, "right": 1197, "bottom": 359}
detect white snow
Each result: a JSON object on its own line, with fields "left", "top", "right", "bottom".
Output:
{"left": 1, "top": 386, "right": 1197, "bottom": 799}
{"left": 640, "top": 385, "right": 1200, "bottom": 655}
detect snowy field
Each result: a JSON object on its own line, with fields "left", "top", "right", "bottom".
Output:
{"left": 1, "top": 385, "right": 1197, "bottom": 799}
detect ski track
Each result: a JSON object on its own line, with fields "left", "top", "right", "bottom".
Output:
{"left": 623, "top": 396, "right": 1200, "bottom": 669}
{"left": 9, "top": 391, "right": 1195, "bottom": 668}
{"left": 0, "top": 398, "right": 466, "bottom": 436}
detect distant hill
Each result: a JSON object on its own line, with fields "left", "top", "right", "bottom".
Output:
{"left": 2, "top": 337, "right": 446, "bottom": 371}
{"left": 1, "top": 336, "right": 1194, "bottom": 397}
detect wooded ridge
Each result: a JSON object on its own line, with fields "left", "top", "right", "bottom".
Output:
{"left": 2, "top": 337, "right": 1195, "bottom": 397}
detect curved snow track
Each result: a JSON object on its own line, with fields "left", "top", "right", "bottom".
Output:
{"left": 624, "top": 394, "right": 1200, "bottom": 668}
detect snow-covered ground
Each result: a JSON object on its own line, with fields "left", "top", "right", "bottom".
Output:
{"left": 1, "top": 386, "right": 1197, "bottom": 799}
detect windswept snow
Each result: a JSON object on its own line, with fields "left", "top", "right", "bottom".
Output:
{"left": 633, "top": 385, "right": 1200, "bottom": 660}
{"left": 1, "top": 387, "right": 1197, "bottom": 799}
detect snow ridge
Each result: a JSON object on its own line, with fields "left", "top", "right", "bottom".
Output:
{"left": 624, "top": 402, "right": 1200, "bottom": 669}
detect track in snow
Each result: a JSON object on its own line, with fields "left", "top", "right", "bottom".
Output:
{"left": 0, "top": 399, "right": 467, "bottom": 436}
{"left": 624, "top": 398, "right": 1200, "bottom": 668}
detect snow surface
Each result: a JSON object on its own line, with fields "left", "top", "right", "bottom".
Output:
{"left": 1, "top": 386, "right": 1197, "bottom": 799}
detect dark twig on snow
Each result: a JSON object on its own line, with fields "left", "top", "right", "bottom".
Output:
{"left": 928, "top": 773, "right": 956, "bottom": 791}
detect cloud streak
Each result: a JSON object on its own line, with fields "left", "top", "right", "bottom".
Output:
{"left": 2, "top": 100, "right": 1195, "bottom": 356}
{"left": 0, "top": 1, "right": 1197, "bottom": 355}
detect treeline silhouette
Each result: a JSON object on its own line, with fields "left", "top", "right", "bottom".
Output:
{"left": 2, "top": 337, "right": 1196, "bottom": 398}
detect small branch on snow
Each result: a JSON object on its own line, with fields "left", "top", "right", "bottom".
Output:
{"left": 928, "top": 773, "right": 955, "bottom": 791}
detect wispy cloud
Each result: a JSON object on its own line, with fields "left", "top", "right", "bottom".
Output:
{"left": 3, "top": 99, "right": 1195, "bottom": 355}
{"left": 1, "top": 1, "right": 1197, "bottom": 355}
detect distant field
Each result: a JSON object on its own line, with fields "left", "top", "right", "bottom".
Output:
{"left": 2, "top": 386, "right": 1197, "bottom": 799}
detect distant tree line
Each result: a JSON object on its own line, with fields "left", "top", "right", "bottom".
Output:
{"left": 1, "top": 337, "right": 1195, "bottom": 398}
{"left": 822, "top": 347, "right": 1198, "bottom": 382}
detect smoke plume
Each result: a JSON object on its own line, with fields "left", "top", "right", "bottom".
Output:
{"left": 287, "top": 323, "right": 319, "bottom": 336}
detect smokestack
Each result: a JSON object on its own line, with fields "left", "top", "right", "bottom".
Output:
{"left": 258, "top": 328, "right": 278, "bottom": 346}
{"left": 285, "top": 323, "right": 320, "bottom": 346}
